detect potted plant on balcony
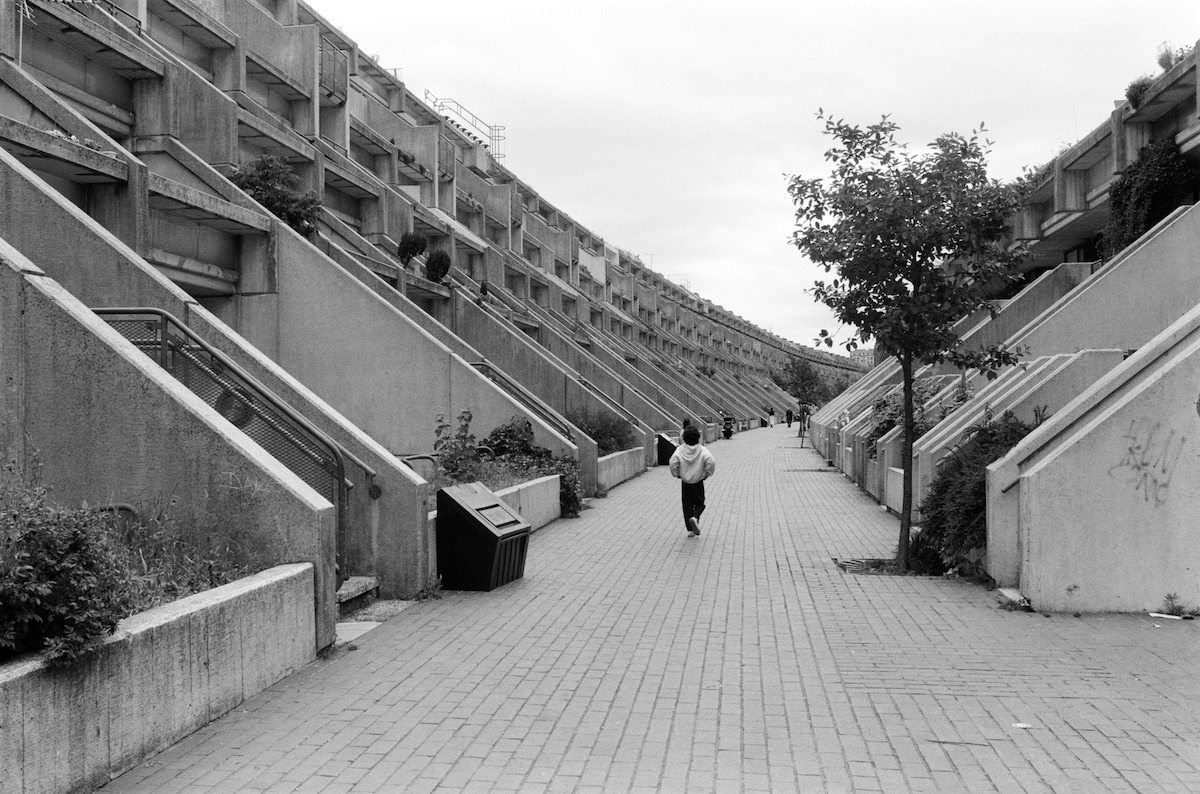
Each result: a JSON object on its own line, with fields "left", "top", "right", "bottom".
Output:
{"left": 397, "top": 232, "right": 426, "bottom": 265}
{"left": 425, "top": 250, "right": 451, "bottom": 283}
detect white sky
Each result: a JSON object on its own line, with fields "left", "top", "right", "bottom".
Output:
{"left": 311, "top": 0, "right": 1199, "bottom": 353}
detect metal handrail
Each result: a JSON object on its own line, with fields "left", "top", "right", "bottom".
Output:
{"left": 469, "top": 360, "right": 573, "bottom": 441}
{"left": 94, "top": 309, "right": 374, "bottom": 508}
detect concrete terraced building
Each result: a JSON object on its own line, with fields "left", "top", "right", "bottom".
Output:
{"left": 810, "top": 40, "right": 1200, "bottom": 614}
{"left": 0, "top": 0, "right": 863, "bottom": 651}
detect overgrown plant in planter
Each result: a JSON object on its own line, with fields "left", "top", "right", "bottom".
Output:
{"left": 566, "top": 408, "right": 636, "bottom": 456}
{"left": 864, "top": 379, "right": 970, "bottom": 461}
{"left": 1125, "top": 75, "right": 1154, "bottom": 110}
{"left": 425, "top": 250, "right": 451, "bottom": 283}
{"left": 397, "top": 232, "right": 427, "bottom": 265}
{"left": 917, "top": 410, "right": 1037, "bottom": 575}
{"left": 1103, "top": 136, "right": 1199, "bottom": 257}
{"left": 229, "top": 155, "right": 319, "bottom": 238}
{"left": 431, "top": 414, "right": 584, "bottom": 516}
{"left": 1, "top": 471, "right": 265, "bottom": 668}
{"left": 1156, "top": 42, "right": 1192, "bottom": 72}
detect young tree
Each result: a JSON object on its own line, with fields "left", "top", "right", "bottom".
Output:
{"left": 771, "top": 356, "right": 841, "bottom": 406}
{"left": 788, "top": 112, "right": 1027, "bottom": 571}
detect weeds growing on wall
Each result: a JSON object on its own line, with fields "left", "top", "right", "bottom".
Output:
{"left": 916, "top": 411, "right": 1037, "bottom": 575}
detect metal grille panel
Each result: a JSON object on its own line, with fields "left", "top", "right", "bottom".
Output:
{"left": 99, "top": 312, "right": 344, "bottom": 507}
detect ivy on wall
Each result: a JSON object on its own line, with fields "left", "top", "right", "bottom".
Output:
{"left": 1103, "top": 137, "right": 1199, "bottom": 257}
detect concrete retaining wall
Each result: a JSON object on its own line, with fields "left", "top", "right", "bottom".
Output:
{"left": 597, "top": 447, "right": 646, "bottom": 491}
{"left": 496, "top": 474, "right": 561, "bottom": 532}
{"left": 0, "top": 564, "right": 315, "bottom": 794}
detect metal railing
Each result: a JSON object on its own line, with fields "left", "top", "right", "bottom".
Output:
{"left": 95, "top": 308, "right": 360, "bottom": 556}
{"left": 469, "top": 360, "right": 573, "bottom": 442}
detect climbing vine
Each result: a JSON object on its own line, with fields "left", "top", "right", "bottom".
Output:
{"left": 1103, "top": 137, "right": 1198, "bottom": 257}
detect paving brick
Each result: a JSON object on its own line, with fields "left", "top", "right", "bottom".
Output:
{"left": 94, "top": 426, "right": 1200, "bottom": 792}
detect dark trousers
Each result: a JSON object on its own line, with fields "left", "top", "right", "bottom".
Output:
{"left": 681, "top": 480, "right": 706, "bottom": 530}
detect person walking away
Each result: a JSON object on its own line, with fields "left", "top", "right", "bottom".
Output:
{"left": 669, "top": 425, "right": 716, "bottom": 536}
{"left": 786, "top": 408, "right": 794, "bottom": 428}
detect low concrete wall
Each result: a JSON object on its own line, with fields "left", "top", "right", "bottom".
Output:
{"left": 597, "top": 447, "right": 646, "bottom": 491}
{"left": 496, "top": 474, "right": 561, "bottom": 532}
{"left": 0, "top": 564, "right": 315, "bottom": 794}
{"left": 885, "top": 467, "right": 904, "bottom": 515}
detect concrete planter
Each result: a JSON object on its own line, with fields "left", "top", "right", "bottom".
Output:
{"left": 496, "top": 474, "right": 562, "bottom": 531}
{"left": 1, "top": 564, "right": 315, "bottom": 794}
{"left": 597, "top": 447, "right": 646, "bottom": 491}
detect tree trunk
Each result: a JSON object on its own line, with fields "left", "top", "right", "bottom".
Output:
{"left": 897, "top": 353, "right": 914, "bottom": 572}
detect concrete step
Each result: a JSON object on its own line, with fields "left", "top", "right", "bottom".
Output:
{"left": 336, "top": 575, "right": 379, "bottom": 619}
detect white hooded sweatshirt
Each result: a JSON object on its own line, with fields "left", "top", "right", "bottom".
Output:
{"left": 669, "top": 442, "right": 716, "bottom": 484}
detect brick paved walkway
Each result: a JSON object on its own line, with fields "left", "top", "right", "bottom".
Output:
{"left": 103, "top": 425, "right": 1200, "bottom": 793}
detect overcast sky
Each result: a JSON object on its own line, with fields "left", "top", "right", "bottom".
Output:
{"left": 312, "top": 0, "right": 1199, "bottom": 353}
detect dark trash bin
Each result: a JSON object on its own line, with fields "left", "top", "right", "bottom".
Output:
{"left": 436, "top": 482, "right": 530, "bottom": 591}
{"left": 656, "top": 433, "right": 677, "bottom": 465}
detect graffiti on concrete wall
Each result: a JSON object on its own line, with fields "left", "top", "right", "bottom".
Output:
{"left": 1108, "top": 418, "right": 1186, "bottom": 507}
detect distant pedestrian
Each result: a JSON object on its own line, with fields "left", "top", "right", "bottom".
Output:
{"left": 798, "top": 404, "right": 810, "bottom": 437}
{"left": 669, "top": 424, "right": 716, "bottom": 537}
{"left": 786, "top": 408, "right": 794, "bottom": 428}
{"left": 767, "top": 406, "right": 776, "bottom": 427}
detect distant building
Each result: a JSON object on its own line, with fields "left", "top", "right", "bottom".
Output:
{"left": 850, "top": 348, "right": 875, "bottom": 369}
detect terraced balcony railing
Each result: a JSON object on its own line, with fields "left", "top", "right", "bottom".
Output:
{"left": 94, "top": 308, "right": 356, "bottom": 560}
{"left": 469, "top": 360, "right": 573, "bottom": 442}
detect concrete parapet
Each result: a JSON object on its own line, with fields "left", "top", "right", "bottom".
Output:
{"left": 0, "top": 563, "right": 315, "bottom": 794}
{"left": 597, "top": 447, "right": 647, "bottom": 492}
{"left": 496, "top": 474, "right": 561, "bottom": 532}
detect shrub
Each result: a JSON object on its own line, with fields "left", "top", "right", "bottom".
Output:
{"left": 1124, "top": 75, "right": 1154, "bottom": 109}
{"left": 483, "top": 415, "right": 541, "bottom": 458}
{"left": 425, "top": 250, "right": 451, "bottom": 283}
{"left": 434, "top": 410, "right": 481, "bottom": 482}
{"left": 230, "top": 155, "right": 319, "bottom": 238}
{"left": 1, "top": 484, "right": 131, "bottom": 667}
{"left": 1, "top": 471, "right": 268, "bottom": 668}
{"left": 567, "top": 408, "right": 637, "bottom": 456}
{"left": 1156, "top": 42, "right": 1191, "bottom": 72}
{"left": 433, "top": 415, "right": 584, "bottom": 517}
{"left": 483, "top": 416, "right": 583, "bottom": 517}
{"left": 918, "top": 411, "right": 1036, "bottom": 570}
{"left": 864, "top": 379, "right": 970, "bottom": 460}
{"left": 397, "top": 232, "right": 426, "bottom": 264}
{"left": 906, "top": 528, "right": 948, "bottom": 576}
